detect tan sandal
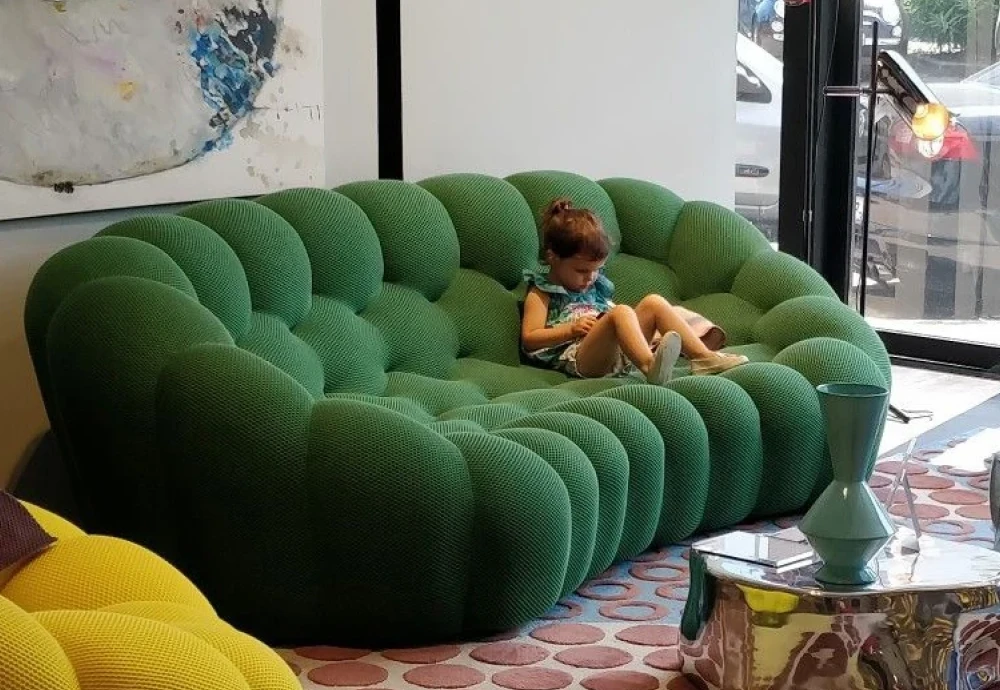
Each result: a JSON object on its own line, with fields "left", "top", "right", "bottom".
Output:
{"left": 690, "top": 352, "right": 749, "bottom": 376}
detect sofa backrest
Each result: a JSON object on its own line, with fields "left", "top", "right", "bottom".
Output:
{"left": 26, "top": 171, "right": 773, "bottom": 407}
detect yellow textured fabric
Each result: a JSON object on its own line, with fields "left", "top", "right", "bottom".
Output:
{"left": 3, "top": 535, "right": 213, "bottom": 613}
{"left": 0, "top": 501, "right": 298, "bottom": 690}
{"left": 35, "top": 610, "right": 252, "bottom": 690}
{"left": 0, "top": 595, "right": 80, "bottom": 690}
{"left": 104, "top": 602, "right": 298, "bottom": 690}
{"left": 20, "top": 501, "right": 86, "bottom": 541}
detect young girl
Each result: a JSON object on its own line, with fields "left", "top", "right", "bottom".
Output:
{"left": 521, "top": 198, "right": 748, "bottom": 384}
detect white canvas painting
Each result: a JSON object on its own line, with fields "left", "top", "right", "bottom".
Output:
{"left": 0, "top": 0, "right": 325, "bottom": 220}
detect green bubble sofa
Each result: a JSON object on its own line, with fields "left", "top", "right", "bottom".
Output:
{"left": 24, "top": 171, "right": 889, "bottom": 646}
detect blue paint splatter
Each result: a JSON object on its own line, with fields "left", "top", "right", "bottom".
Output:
{"left": 202, "top": 129, "right": 234, "bottom": 152}
{"left": 188, "top": 1, "right": 280, "bottom": 154}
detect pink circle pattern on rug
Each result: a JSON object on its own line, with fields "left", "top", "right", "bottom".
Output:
{"left": 307, "top": 661, "right": 388, "bottom": 687}
{"left": 553, "top": 645, "right": 632, "bottom": 669}
{"left": 903, "top": 474, "right": 955, "bottom": 490}
{"left": 970, "top": 475, "right": 992, "bottom": 491}
{"left": 577, "top": 580, "right": 640, "bottom": 601}
{"left": 644, "top": 648, "right": 682, "bottom": 670}
{"left": 940, "top": 465, "right": 989, "bottom": 478}
{"left": 598, "top": 601, "right": 668, "bottom": 621}
{"left": 867, "top": 474, "right": 892, "bottom": 488}
{"left": 958, "top": 504, "right": 992, "bottom": 520}
{"left": 876, "top": 460, "right": 927, "bottom": 475}
{"left": 931, "top": 489, "right": 987, "bottom": 505}
{"left": 295, "top": 646, "right": 369, "bottom": 661}
{"left": 540, "top": 601, "right": 583, "bottom": 620}
{"left": 922, "top": 519, "right": 975, "bottom": 536}
{"left": 493, "top": 668, "right": 574, "bottom": 690}
{"left": 469, "top": 641, "right": 549, "bottom": 666}
{"left": 629, "top": 563, "right": 686, "bottom": 582}
{"left": 530, "top": 623, "right": 605, "bottom": 645}
{"left": 655, "top": 585, "right": 690, "bottom": 601}
{"left": 889, "top": 502, "right": 949, "bottom": 519}
{"left": 382, "top": 645, "right": 462, "bottom": 664}
{"left": 402, "top": 664, "right": 486, "bottom": 689}
{"left": 580, "top": 670, "right": 660, "bottom": 690}
{"left": 615, "top": 624, "right": 680, "bottom": 647}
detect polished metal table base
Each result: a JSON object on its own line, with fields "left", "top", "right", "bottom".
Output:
{"left": 680, "top": 536, "right": 1000, "bottom": 690}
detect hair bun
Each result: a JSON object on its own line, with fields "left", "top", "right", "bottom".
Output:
{"left": 547, "top": 197, "right": 573, "bottom": 216}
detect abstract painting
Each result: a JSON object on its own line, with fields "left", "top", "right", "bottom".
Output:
{"left": 0, "top": 0, "right": 324, "bottom": 220}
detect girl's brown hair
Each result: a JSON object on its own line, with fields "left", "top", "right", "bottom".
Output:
{"left": 540, "top": 197, "right": 610, "bottom": 260}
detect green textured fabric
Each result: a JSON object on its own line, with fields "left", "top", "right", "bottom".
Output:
{"left": 363, "top": 284, "right": 459, "bottom": 378}
{"left": 773, "top": 337, "right": 891, "bottom": 490}
{"left": 681, "top": 293, "right": 763, "bottom": 347}
{"left": 446, "top": 431, "right": 569, "bottom": 634}
{"left": 756, "top": 296, "right": 892, "bottom": 387}
{"left": 720, "top": 363, "right": 825, "bottom": 517}
{"left": 493, "top": 428, "right": 599, "bottom": 597}
{"left": 450, "top": 358, "right": 566, "bottom": 399}
{"left": 597, "top": 385, "right": 711, "bottom": 545}
{"left": 47, "top": 277, "right": 232, "bottom": 557}
{"left": 310, "top": 400, "right": 475, "bottom": 646}
{"left": 506, "top": 171, "right": 622, "bottom": 254}
{"left": 418, "top": 174, "right": 539, "bottom": 289}
{"left": 438, "top": 270, "right": 522, "bottom": 365}
{"left": 599, "top": 178, "right": 685, "bottom": 263}
{"left": 667, "top": 201, "right": 772, "bottom": 299}
{"left": 547, "top": 397, "right": 664, "bottom": 560}
{"left": 180, "top": 199, "right": 313, "bottom": 327}
{"left": 98, "top": 215, "right": 253, "bottom": 339}
{"left": 295, "top": 296, "right": 388, "bottom": 396}
{"left": 337, "top": 180, "right": 459, "bottom": 301}
{"left": 501, "top": 412, "right": 628, "bottom": 579}
{"left": 666, "top": 376, "right": 763, "bottom": 532}
{"left": 257, "top": 188, "right": 384, "bottom": 312}
{"left": 732, "top": 250, "right": 838, "bottom": 311}
{"left": 604, "top": 253, "right": 682, "bottom": 306}
{"left": 157, "top": 344, "right": 318, "bottom": 642}
{"left": 24, "top": 170, "right": 891, "bottom": 646}
{"left": 23, "top": 236, "right": 197, "bottom": 407}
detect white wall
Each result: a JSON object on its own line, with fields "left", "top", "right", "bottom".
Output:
{"left": 0, "top": 0, "right": 378, "bottom": 487}
{"left": 401, "top": 0, "right": 737, "bottom": 206}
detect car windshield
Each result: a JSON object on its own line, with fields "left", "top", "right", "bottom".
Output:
{"left": 969, "top": 61, "right": 1000, "bottom": 88}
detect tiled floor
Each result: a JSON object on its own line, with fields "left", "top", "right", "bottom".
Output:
{"left": 880, "top": 363, "right": 1000, "bottom": 454}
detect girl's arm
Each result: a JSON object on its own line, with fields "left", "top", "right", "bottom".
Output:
{"left": 521, "top": 287, "right": 577, "bottom": 351}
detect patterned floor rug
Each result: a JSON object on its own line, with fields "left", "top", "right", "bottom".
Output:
{"left": 277, "top": 399, "right": 1000, "bottom": 690}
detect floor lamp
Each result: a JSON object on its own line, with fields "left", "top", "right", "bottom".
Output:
{"left": 824, "top": 23, "right": 951, "bottom": 424}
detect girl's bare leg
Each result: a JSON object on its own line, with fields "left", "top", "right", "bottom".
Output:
{"left": 634, "top": 295, "right": 714, "bottom": 358}
{"left": 574, "top": 305, "right": 657, "bottom": 377}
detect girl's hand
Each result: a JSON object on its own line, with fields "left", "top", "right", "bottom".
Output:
{"left": 571, "top": 316, "right": 598, "bottom": 337}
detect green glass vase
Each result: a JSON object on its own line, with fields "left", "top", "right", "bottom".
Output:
{"left": 799, "top": 382, "right": 895, "bottom": 586}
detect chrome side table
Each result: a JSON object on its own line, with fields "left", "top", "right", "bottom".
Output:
{"left": 680, "top": 534, "right": 1000, "bottom": 690}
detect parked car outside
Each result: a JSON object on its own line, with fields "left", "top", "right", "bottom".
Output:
{"left": 735, "top": 35, "right": 782, "bottom": 240}
{"left": 739, "top": 0, "right": 904, "bottom": 59}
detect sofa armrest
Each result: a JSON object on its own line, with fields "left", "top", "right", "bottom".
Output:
{"left": 755, "top": 296, "right": 891, "bottom": 388}
{"left": 731, "top": 251, "right": 839, "bottom": 312}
